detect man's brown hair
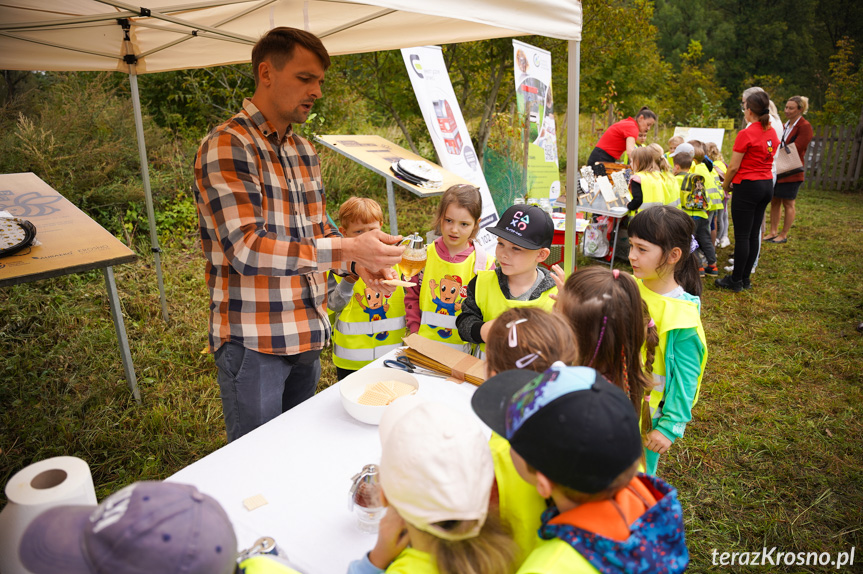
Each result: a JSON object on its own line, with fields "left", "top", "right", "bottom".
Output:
{"left": 251, "top": 27, "right": 331, "bottom": 85}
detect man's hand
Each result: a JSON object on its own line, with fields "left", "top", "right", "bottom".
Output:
{"left": 344, "top": 230, "right": 405, "bottom": 273}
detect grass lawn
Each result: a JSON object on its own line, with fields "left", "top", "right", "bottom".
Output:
{"left": 1, "top": 186, "right": 861, "bottom": 571}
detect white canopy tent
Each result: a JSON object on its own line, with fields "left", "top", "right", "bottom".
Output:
{"left": 0, "top": 0, "right": 583, "bottom": 320}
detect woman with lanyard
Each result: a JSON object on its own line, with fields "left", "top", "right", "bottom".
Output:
{"left": 715, "top": 90, "right": 778, "bottom": 292}
{"left": 587, "top": 107, "right": 658, "bottom": 166}
{"left": 765, "top": 96, "right": 812, "bottom": 243}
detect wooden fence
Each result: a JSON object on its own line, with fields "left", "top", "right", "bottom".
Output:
{"left": 804, "top": 111, "right": 863, "bottom": 191}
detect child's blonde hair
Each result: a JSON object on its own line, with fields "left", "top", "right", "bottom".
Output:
{"left": 433, "top": 184, "right": 483, "bottom": 239}
{"left": 668, "top": 135, "right": 684, "bottom": 148}
{"left": 485, "top": 307, "right": 576, "bottom": 376}
{"left": 629, "top": 146, "right": 658, "bottom": 173}
{"left": 426, "top": 513, "right": 517, "bottom": 574}
{"left": 338, "top": 197, "right": 383, "bottom": 227}
{"left": 705, "top": 142, "right": 724, "bottom": 162}
{"left": 647, "top": 143, "right": 671, "bottom": 172}
{"left": 553, "top": 267, "right": 654, "bottom": 438}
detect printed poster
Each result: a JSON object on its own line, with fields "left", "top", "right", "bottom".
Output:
{"left": 401, "top": 46, "right": 499, "bottom": 255}
{"left": 513, "top": 39, "right": 561, "bottom": 201}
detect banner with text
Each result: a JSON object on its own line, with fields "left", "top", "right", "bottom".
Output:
{"left": 401, "top": 46, "right": 498, "bottom": 254}
{"left": 513, "top": 39, "right": 560, "bottom": 201}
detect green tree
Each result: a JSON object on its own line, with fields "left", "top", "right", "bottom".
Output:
{"left": 817, "top": 37, "right": 863, "bottom": 126}
{"left": 661, "top": 40, "right": 730, "bottom": 126}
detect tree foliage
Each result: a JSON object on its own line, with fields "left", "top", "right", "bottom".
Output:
{"left": 660, "top": 40, "right": 730, "bottom": 125}
{"left": 817, "top": 37, "right": 863, "bottom": 126}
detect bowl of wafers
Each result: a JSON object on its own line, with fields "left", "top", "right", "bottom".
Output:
{"left": 339, "top": 368, "right": 419, "bottom": 425}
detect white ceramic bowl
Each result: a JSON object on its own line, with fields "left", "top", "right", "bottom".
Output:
{"left": 339, "top": 368, "right": 419, "bottom": 425}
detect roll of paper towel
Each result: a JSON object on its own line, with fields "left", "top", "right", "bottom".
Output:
{"left": 0, "top": 456, "right": 97, "bottom": 574}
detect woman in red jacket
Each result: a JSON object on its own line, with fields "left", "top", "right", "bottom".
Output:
{"left": 765, "top": 96, "right": 813, "bottom": 243}
{"left": 587, "top": 107, "right": 657, "bottom": 165}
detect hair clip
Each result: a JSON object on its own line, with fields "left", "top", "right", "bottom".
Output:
{"left": 612, "top": 269, "right": 620, "bottom": 279}
{"left": 690, "top": 235, "right": 698, "bottom": 254}
{"left": 506, "top": 318, "right": 528, "bottom": 348}
{"left": 586, "top": 316, "right": 608, "bottom": 368}
{"left": 647, "top": 318, "right": 655, "bottom": 328}
{"left": 515, "top": 352, "right": 542, "bottom": 369}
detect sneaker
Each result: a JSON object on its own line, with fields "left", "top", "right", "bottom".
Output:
{"left": 705, "top": 264, "right": 719, "bottom": 277}
{"left": 699, "top": 266, "right": 705, "bottom": 278}
{"left": 720, "top": 237, "right": 731, "bottom": 248}
{"left": 728, "top": 258, "right": 734, "bottom": 265}
{"left": 724, "top": 265, "right": 734, "bottom": 272}
{"left": 742, "top": 278, "right": 752, "bottom": 290}
{"left": 715, "top": 275, "right": 743, "bottom": 292}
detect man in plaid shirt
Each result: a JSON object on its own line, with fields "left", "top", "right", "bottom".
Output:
{"left": 195, "top": 28, "right": 404, "bottom": 442}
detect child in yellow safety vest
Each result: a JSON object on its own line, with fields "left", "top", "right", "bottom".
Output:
{"left": 706, "top": 142, "right": 731, "bottom": 248}
{"left": 404, "top": 185, "right": 493, "bottom": 353}
{"left": 483, "top": 307, "right": 578, "bottom": 567}
{"left": 472, "top": 365, "right": 689, "bottom": 573}
{"left": 349, "top": 398, "right": 518, "bottom": 574}
{"left": 670, "top": 143, "right": 719, "bottom": 277}
{"left": 647, "top": 143, "right": 681, "bottom": 208}
{"left": 328, "top": 198, "right": 407, "bottom": 380}
{"left": 627, "top": 206, "right": 707, "bottom": 476}
{"left": 456, "top": 205, "right": 557, "bottom": 357}
{"left": 625, "top": 147, "right": 666, "bottom": 215}
{"left": 665, "top": 135, "right": 684, "bottom": 166}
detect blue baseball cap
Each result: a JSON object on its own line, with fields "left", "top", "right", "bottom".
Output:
{"left": 471, "top": 365, "right": 642, "bottom": 493}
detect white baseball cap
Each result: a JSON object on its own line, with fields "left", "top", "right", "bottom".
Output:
{"left": 670, "top": 142, "right": 695, "bottom": 157}
{"left": 378, "top": 398, "right": 493, "bottom": 541}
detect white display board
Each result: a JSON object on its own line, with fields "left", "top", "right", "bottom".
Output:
{"left": 401, "top": 46, "right": 499, "bottom": 255}
{"left": 672, "top": 127, "right": 726, "bottom": 149}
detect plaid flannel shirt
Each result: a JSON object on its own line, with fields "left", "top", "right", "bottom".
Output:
{"left": 194, "top": 99, "right": 348, "bottom": 355}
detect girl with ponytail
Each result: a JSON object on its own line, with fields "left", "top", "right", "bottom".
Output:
{"left": 626, "top": 206, "right": 708, "bottom": 475}
{"left": 716, "top": 89, "right": 779, "bottom": 292}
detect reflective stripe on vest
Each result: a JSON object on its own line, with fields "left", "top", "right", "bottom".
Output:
{"left": 335, "top": 316, "right": 406, "bottom": 335}
{"left": 334, "top": 342, "right": 404, "bottom": 362}
{"left": 332, "top": 272, "right": 407, "bottom": 371}
{"left": 637, "top": 278, "right": 707, "bottom": 420}
{"left": 473, "top": 270, "right": 557, "bottom": 353}
{"left": 418, "top": 242, "right": 492, "bottom": 346}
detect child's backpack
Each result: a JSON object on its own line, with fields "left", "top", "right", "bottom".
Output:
{"left": 680, "top": 173, "right": 708, "bottom": 211}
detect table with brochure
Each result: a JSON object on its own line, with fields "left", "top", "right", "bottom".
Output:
{"left": 169, "top": 349, "right": 486, "bottom": 574}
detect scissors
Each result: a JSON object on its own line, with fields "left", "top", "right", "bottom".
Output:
{"left": 383, "top": 355, "right": 447, "bottom": 379}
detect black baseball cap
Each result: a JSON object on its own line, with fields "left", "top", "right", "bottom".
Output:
{"left": 471, "top": 365, "right": 642, "bottom": 494}
{"left": 487, "top": 205, "right": 554, "bottom": 250}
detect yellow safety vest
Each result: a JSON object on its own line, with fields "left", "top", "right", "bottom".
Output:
{"left": 474, "top": 270, "right": 556, "bottom": 354}
{"left": 629, "top": 171, "right": 666, "bottom": 216}
{"left": 490, "top": 433, "right": 546, "bottom": 566}
{"left": 661, "top": 172, "right": 681, "bottom": 207}
{"left": 239, "top": 556, "right": 302, "bottom": 574}
{"left": 516, "top": 538, "right": 599, "bottom": 574}
{"left": 331, "top": 272, "right": 407, "bottom": 371}
{"left": 418, "top": 242, "right": 492, "bottom": 352}
{"left": 692, "top": 162, "right": 724, "bottom": 212}
{"left": 636, "top": 279, "right": 707, "bottom": 420}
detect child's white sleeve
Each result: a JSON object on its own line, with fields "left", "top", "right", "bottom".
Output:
{"left": 653, "top": 328, "right": 705, "bottom": 442}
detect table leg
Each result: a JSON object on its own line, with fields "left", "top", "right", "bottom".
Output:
{"left": 386, "top": 179, "right": 398, "bottom": 236}
{"left": 608, "top": 217, "right": 622, "bottom": 270}
{"left": 103, "top": 266, "right": 141, "bottom": 404}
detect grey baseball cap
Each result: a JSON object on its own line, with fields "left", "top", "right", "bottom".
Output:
{"left": 19, "top": 481, "right": 237, "bottom": 574}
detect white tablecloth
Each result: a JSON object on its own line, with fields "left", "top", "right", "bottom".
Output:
{"left": 168, "top": 350, "right": 483, "bottom": 574}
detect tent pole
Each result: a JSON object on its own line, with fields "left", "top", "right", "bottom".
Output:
{"left": 129, "top": 65, "right": 170, "bottom": 322}
{"left": 564, "top": 39, "right": 580, "bottom": 274}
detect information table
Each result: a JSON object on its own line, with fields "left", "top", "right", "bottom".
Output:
{"left": 169, "top": 351, "right": 484, "bottom": 574}
{"left": 0, "top": 173, "right": 140, "bottom": 402}
{"left": 316, "top": 135, "right": 474, "bottom": 235}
